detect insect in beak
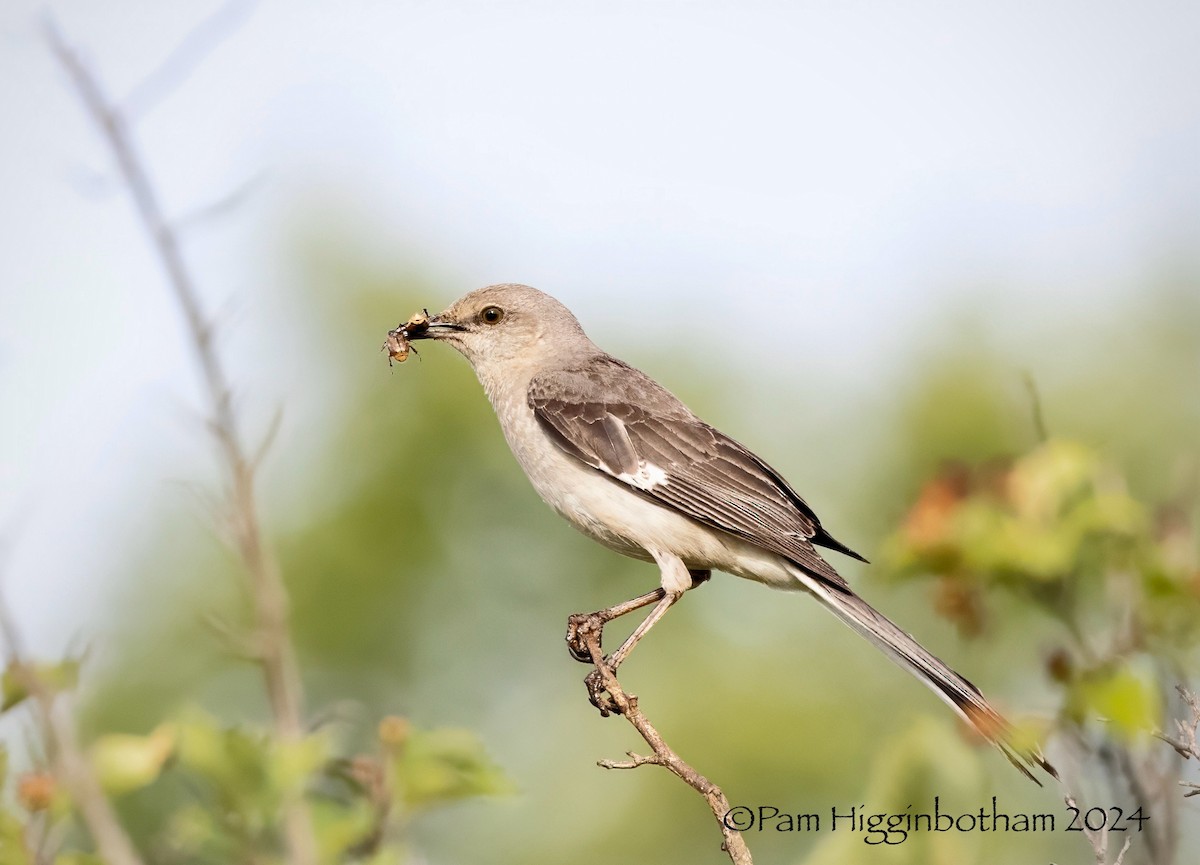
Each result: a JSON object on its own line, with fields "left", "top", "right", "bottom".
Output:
{"left": 381, "top": 309, "right": 431, "bottom": 365}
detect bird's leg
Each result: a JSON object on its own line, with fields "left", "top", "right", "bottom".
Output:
{"left": 565, "top": 588, "right": 664, "bottom": 663}
{"left": 605, "top": 591, "right": 680, "bottom": 669}
{"left": 565, "top": 569, "right": 710, "bottom": 663}
{"left": 577, "top": 568, "right": 710, "bottom": 715}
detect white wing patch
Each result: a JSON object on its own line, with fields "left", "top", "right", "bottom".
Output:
{"left": 616, "top": 461, "right": 670, "bottom": 491}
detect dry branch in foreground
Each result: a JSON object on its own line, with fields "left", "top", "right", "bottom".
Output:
{"left": 44, "top": 17, "right": 316, "bottom": 865}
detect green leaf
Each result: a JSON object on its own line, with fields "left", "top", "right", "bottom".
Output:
{"left": 1075, "top": 665, "right": 1162, "bottom": 740}
{"left": 310, "top": 795, "right": 377, "bottom": 860}
{"left": 161, "top": 803, "right": 221, "bottom": 858}
{"left": 1066, "top": 492, "right": 1145, "bottom": 537}
{"left": 90, "top": 724, "right": 176, "bottom": 795}
{"left": 395, "top": 727, "right": 511, "bottom": 809}
{"left": 271, "top": 733, "right": 329, "bottom": 796}
{"left": 0, "top": 807, "right": 32, "bottom": 865}
{"left": 174, "top": 710, "right": 271, "bottom": 797}
{"left": 172, "top": 710, "right": 229, "bottom": 779}
{"left": 1007, "top": 440, "right": 1098, "bottom": 523}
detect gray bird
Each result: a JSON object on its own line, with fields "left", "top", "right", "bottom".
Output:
{"left": 398, "top": 283, "right": 1052, "bottom": 781}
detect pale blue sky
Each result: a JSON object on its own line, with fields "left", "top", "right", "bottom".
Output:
{"left": 2, "top": 0, "right": 1198, "bottom": 651}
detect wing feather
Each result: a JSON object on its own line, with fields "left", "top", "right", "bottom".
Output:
{"left": 528, "top": 359, "right": 861, "bottom": 587}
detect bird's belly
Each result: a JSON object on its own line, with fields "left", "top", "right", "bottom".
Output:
{"left": 517, "top": 429, "right": 786, "bottom": 578}
{"left": 535, "top": 465, "right": 670, "bottom": 561}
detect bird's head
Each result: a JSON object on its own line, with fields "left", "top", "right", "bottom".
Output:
{"left": 404, "top": 284, "right": 592, "bottom": 373}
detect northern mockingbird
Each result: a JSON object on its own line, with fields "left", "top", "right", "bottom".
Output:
{"left": 397, "top": 283, "right": 1052, "bottom": 781}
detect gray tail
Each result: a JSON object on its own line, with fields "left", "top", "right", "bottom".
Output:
{"left": 788, "top": 563, "right": 1056, "bottom": 783}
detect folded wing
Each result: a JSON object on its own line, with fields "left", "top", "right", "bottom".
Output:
{"left": 528, "top": 358, "right": 862, "bottom": 588}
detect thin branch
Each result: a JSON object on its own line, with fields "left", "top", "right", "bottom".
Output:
{"left": 0, "top": 579, "right": 144, "bottom": 865}
{"left": 1064, "top": 795, "right": 1132, "bottom": 865}
{"left": 1116, "top": 744, "right": 1174, "bottom": 864}
{"left": 251, "top": 406, "right": 285, "bottom": 472}
{"left": 1158, "top": 686, "right": 1200, "bottom": 760}
{"left": 1160, "top": 687, "right": 1200, "bottom": 799}
{"left": 578, "top": 622, "right": 752, "bottom": 865}
{"left": 173, "top": 170, "right": 268, "bottom": 234}
{"left": 597, "top": 750, "right": 661, "bottom": 770}
{"left": 120, "top": 0, "right": 258, "bottom": 119}
{"left": 199, "top": 610, "right": 262, "bottom": 662}
{"left": 1021, "top": 371, "right": 1049, "bottom": 444}
{"left": 44, "top": 17, "right": 316, "bottom": 865}
{"left": 1112, "top": 836, "right": 1133, "bottom": 865}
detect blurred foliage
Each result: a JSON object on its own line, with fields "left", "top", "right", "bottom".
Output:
{"left": 0, "top": 695, "right": 506, "bottom": 862}
{"left": 802, "top": 718, "right": 987, "bottom": 865}
{"left": 881, "top": 438, "right": 1199, "bottom": 731}
{"left": 1, "top": 224, "right": 1197, "bottom": 863}
{"left": 878, "top": 434, "right": 1199, "bottom": 863}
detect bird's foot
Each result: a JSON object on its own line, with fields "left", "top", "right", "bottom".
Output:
{"left": 565, "top": 611, "right": 606, "bottom": 664}
{"left": 584, "top": 661, "right": 622, "bottom": 717}
{"left": 566, "top": 615, "right": 624, "bottom": 715}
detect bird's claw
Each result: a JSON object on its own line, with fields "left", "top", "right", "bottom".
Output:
{"left": 565, "top": 612, "right": 605, "bottom": 664}
{"left": 584, "top": 664, "right": 621, "bottom": 717}
{"left": 566, "top": 615, "right": 621, "bottom": 715}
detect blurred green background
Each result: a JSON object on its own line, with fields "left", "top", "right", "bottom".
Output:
{"left": 63, "top": 223, "right": 1198, "bottom": 863}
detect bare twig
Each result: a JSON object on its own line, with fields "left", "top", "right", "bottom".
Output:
{"left": 1021, "top": 371, "right": 1049, "bottom": 444}
{"left": 1115, "top": 743, "right": 1176, "bottom": 864}
{"left": 44, "top": 17, "right": 316, "bottom": 865}
{"left": 1064, "top": 795, "right": 1132, "bottom": 865}
{"left": 1160, "top": 686, "right": 1200, "bottom": 799}
{"left": 1158, "top": 686, "right": 1200, "bottom": 759}
{"left": 121, "top": 0, "right": 258, "bottom": 118}
{"left": 597, "top": 750, "right": 661, "bottom": 770}
{"left": 173, "top": 171, "right": 268, "bottom": 234}
{"left": 0, "top": 581, "right": 144, "bottom": 865}
{"left": 577, "top": 621, "right": 752, "bottom": 865}
{"left": 1112, "top": 835, "right": 1133, "bottom": 865}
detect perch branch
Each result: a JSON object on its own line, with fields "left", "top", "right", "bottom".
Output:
{"left": 44, "top": 18, "right": 316, "bottom": 865}
{"left": 578, "top": 622, "right": 752, "bottom": 864}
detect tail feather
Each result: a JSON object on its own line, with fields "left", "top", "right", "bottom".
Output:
{"left": 788, "top": 563, "right": 1056, "bottom": 783}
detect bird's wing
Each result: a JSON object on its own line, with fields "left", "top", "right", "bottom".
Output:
{"left": 528, "top": 358, "right": 857, "bottom": 588}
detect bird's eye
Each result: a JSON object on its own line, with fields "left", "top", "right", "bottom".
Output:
{"left": 480, "top": 306, "right": 505, "bottom": 325}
